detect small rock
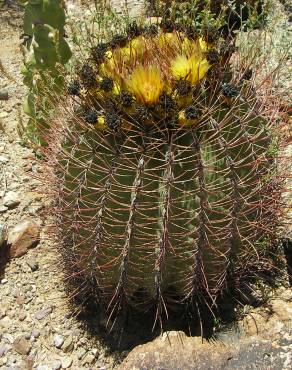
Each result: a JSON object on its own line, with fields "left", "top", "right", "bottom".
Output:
{"left": 52, "top": 360, "right": 62, "bottom": 370}
{"left": 12, "top": 288, "right": 25, "bottom": 305}
{"left": 0, "top": 316, "right": 12, "bottom": 330}
{"left": 0, "top": 90, "right": 9, "bottom": 100}
{"left": 82, "top": 353, "right": 95, "bottom": 365}
{"left": 3, "top": 333, "right": 14, "bottom": 344}
{"left": 1, "top": 279, "right": 8, "bottom": 284}
{"left": 8, "top": 219, "right": 40, "bottom": 258}
{"left": 76, "top": 347, "right": 86, "bottom": 360}
{"left": 92, "top": 348, "right": 99, "bottom": 356}
{"left": 61, "top": 356, "right": 72, "bottom": 369}
{"left": 23, "top": 162, "right": 33, "bottom": 172}
{"left": 54, "top": 334, "right": 64, "bottom": 349}
{"left": 24, "top": 333, "right": 31, "bottom": 340}
{"left": 37, "top": 366, "right": 49, "bottom": 370}
{"left": 13, "top": 336, "right": 31, "bottom": 355}
{"left": 3, "top": 191, "right": 20, "bottom": 209}
{"left": 26, "top": 256, "right": 39, "bottom": 271}
{"left": 0, "top": 308, "right": 6, "bottom": 319}
{"left": 0, "top": 344, "right": 9, "bottom": 357}
{"left": 78, "top": 337, "right": 87, "bottom": 345}
{"left": 34, "top": 307, "right": 52, "bottom": 320}
{"left": 19, "top": 311, "right": 27, "bottom": 321}
{"left": 62, "top": 336, "right": 73, "bottom": 352}
{"left": 0, "top": 112, "right": 8, "bottom": 118}
{"left": 0, "top": 206, "right": 8, "bottom": 213}
{"left": 8, "top": 354, "right": 17, "bottom": 363}
{"left": 0, "top": 155, "right": 9, "bottom": 164}
{"left": 31, "top": 329, "right": 40, "bottom": 339}
{"left": 26, "top": 204, "right": 44, "bottom": 216}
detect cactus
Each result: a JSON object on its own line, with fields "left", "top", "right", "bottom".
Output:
{"left": 44, "top": 18, "right": 284, "bottom": 342}
{"left": 21, "top": 0, "right": 71, "bottom": 145}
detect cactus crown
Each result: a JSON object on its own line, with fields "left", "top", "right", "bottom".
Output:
{"left": 69, "top": 21, "right": 236, "bottom": 132}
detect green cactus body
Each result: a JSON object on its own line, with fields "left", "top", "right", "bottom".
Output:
{"left": 57, "top": 102, "right": 273, "bottom": 314}
{"left": 22, "top": 0, "right": 71, "bottom": 145}
{"left": 48, "top": 21, "right": 282, "bottom": 334}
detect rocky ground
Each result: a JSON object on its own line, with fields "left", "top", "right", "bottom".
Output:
{"left": 0, "top": 1, "right": 291, "bottom": 370}
{"left": 0, "top": 4, "right": 114, "bottom": 370}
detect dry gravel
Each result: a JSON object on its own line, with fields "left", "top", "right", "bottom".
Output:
{"left": 0, "top": 4, "right": 114, "bottom": 370}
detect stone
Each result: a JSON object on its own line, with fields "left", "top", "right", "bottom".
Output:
{"left": 3, "top": 333, "right": 14, "bottom": 344}
{"left": 91, "top": 348, "right": 99, "bottom": 356}
{"left": 0, "top": 155, "right": 9, "bottom": 164}
{"left": 0, "top": 112, "right": 8, "bottom": 119}
{"left": 31, "top": 329, "right": 40, "bottom": 339}
{"left": 62, "top": 336, "right": 73, "bottom": 352}
{"left": 26, "top": 256, "right": 39, "bottom": 271}
{"left": 0, "top": 90, "right": 9, "bottom": 100}
{"left": 8, "top": 354, "right": 17, "bottom": 363}
{"left": 3, "top": 191, "right": 20, "bottom": 209}
{"left": 82, "top": 353, "right": 95, "bottom": 365}
{"left": 19, "top": 311, "right": 27, "bottom": 321}
{"left": 0, "top": 205, "right": 8, "bottom": 213}
{"left": 13, "top": 336, "right": 31, "bottom": 355}
{"left": 24, "top": 333, "right": 31, "bottom": 340}
{"left": 0, "top": 344, "right": 9, "bottom": 357}
{"left": 119, "top": 331, "right": 233, "bottom": 369}
{"left": 26, "top": 204, "right": 44, "bottom": 216}
{"left": 0, "top": 308, "right": 6, "bottom": 319}
{"left": 61, "top": 356, "right": 72, "bottom": 369}
{"left": 76, "top": 347, "right": 86, "bottom": 360}
{"left": 271, "top": 299, "right": 292, "bottom": 322}
{"left": 34, "top": 307, "right": 52, "bottom": 320}
{"left": 54, "top": 335, "right": 64, "bottom": 349}
{"left": 8, "top": 220, "right": 40, "bottom": 258}
{"left": 0, "top": 317, "right": 12, "bottom": 330}
{"left": 52, "top": 360, "right": 62, "bottom": 370}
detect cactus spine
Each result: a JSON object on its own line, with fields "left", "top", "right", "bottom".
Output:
{"left": 44, "top": 18, "right": 284, "bottom": 339}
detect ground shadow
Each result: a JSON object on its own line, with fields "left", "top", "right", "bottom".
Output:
{"left": 74, "top": 290, "right": 239, "bottom": 354}
{"left": 64, "top": 239, "right": 290, "bottom": 355}
{"left": 0, "top": 240, "right": 9, "bottom": 279}
{"left": 283, "top": 238, "right": 292, "bottom": 285}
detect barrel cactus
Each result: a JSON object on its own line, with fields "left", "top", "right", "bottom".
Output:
{"left": 45, "top": 19, "right": 284, "bottom": 341}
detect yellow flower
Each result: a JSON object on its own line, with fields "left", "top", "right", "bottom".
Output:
{"left": 171, "top": 55, "right": 191, "bottom": 80}
{"left": 122, "top": 37, "right": 145, "bottom": 59}
{"left": 171, "top": 54, "right": 210, "bottom": 85}
{"left": 178, "top": 110, "right": 199, "bottom": 127}
{"left": 182, "top": 37, "right": 208, "bottom": 56}
{"left": 112, "top": 81, "right": 121, "bottom": 95}
{"left": 127, "top": 66, "right": 164, "bottom": 105}
{"left": 199, "top": 37, "right": 209, "bottom": 52}
{"left": 158, "top": 32, "right": 179, "bottom": 48}
{"left": 188, "top": 55, "right": 210, "bottom": 85}
{"left": 94, "top": 115, "right": 106, "bottom": 129}
{"left": 105, "top": 50, "right": 113, "bottom": 59}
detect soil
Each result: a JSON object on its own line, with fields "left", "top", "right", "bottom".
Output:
{"left": 0, "top": 3, "right": 115, "bottom": 370}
